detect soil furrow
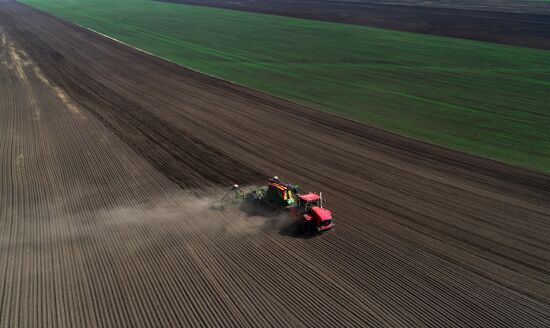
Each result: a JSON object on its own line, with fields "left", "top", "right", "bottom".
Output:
{"left": 0, "top": 1, "right": 549, "bottom": 327}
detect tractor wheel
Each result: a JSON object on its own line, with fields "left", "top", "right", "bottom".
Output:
{"left": 300, "top": 219, "right": 313, "bottom": 235}
{"left": 307, "top": 221, "right": 315, "bottom": 235}
{"left": 298, "top": 219, "right": 306, "bottom": 234}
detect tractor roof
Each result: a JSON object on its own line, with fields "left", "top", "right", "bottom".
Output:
{"left": 299, "top": 193, "right": 320, "bottom": 202}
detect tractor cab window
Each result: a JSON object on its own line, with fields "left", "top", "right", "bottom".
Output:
{"left": 309, "top": 199, "right": 320, "bottom": 208}
{"left": 303, "top": 200, "right": 318, "bottom": 210}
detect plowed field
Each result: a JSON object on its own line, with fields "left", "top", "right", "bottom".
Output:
{"left": 1, "top": 1, "right": 550, "bottom": 327}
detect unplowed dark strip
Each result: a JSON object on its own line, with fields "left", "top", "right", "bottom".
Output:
{"left": 159, "top": 0, "right": 550, "bottom": 50}
{"left": 1, "top": 1, "right": 550, "bottom": 327}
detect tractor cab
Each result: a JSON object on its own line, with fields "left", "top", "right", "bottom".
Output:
{"left": 297, "top": 193, "right": 321, "bottom": 210}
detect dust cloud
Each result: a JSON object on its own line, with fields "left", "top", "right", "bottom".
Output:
{"left": 0, "top": 186, "right": 298, "bottom": 253}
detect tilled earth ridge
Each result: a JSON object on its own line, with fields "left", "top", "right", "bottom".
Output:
{"left": 1, "top": 1, "right": 550, "bottom": 327}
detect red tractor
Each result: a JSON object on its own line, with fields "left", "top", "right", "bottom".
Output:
{"left": 219, "top": 176, "right": 334, "bottom": 234}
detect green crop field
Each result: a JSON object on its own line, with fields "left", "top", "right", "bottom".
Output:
{"left": 19, "top": 0, "right": 550, "bottom": 172}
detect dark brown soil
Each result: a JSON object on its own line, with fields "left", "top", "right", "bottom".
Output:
{"left": 159, "top": 0, "right": 550, "bottom": 49}
{"left": 1, "top": 1, "right": 550, "bottom": 327}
